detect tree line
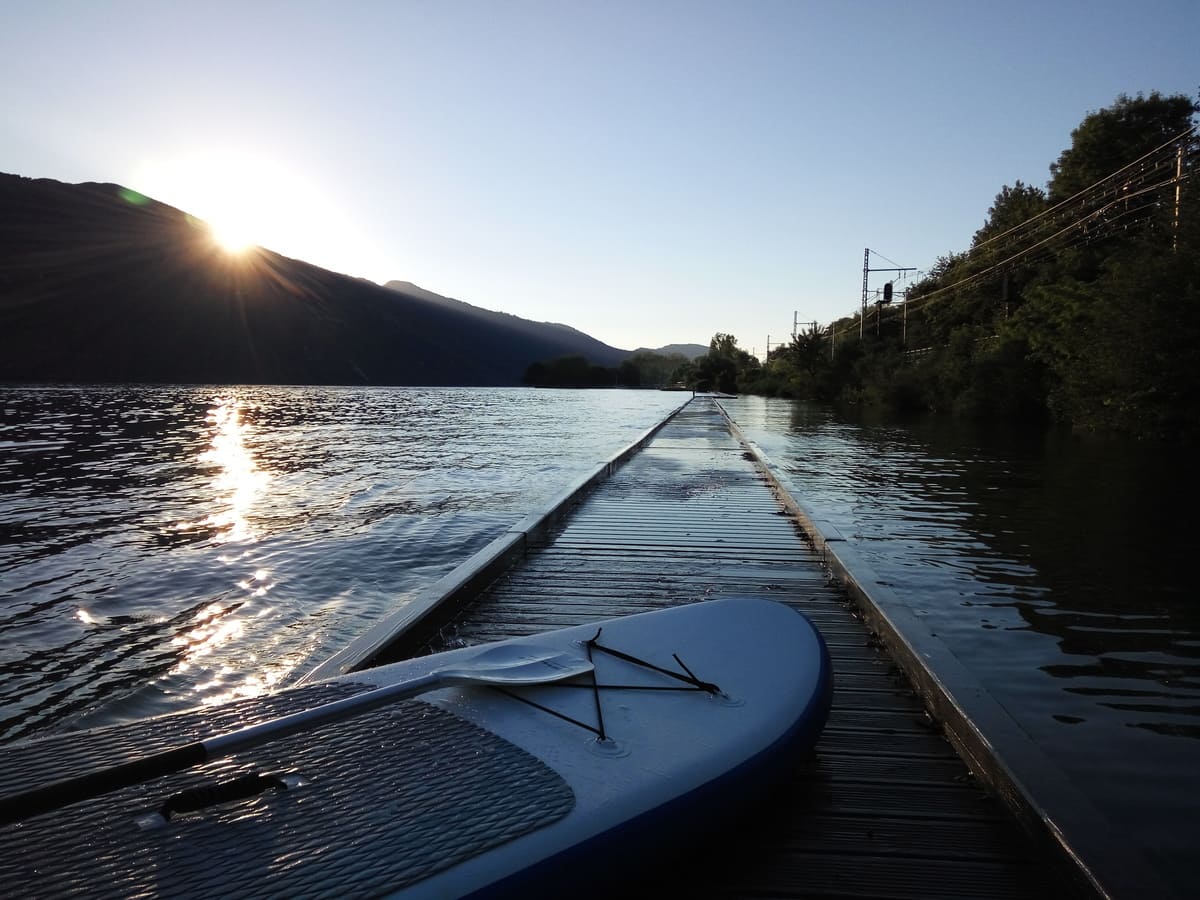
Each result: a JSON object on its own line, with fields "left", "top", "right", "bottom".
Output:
{"left": 744, "top": 91, "right": 1200, "bottom": 441}
{"left": 523, "top": 350, "right": 694, "bottom": 388}
{"left": 523, "top": 336, "right": 763, "bottom": 393}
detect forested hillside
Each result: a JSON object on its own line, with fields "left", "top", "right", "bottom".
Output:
{"left": 746, "top": 92, "right": 1200, "bottom": 441}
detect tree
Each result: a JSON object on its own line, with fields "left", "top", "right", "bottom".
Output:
{"left": 1047, "top": 92, "right": 1198, "bottom": 202}
{"left": 1005, "top": 91, "right": 1200, "bottom": 435}
{"left": 623, "top": 350, "right": 690, "bottom": 387}
{"left": 522, "top": 354, "right": 616, "bottom": 387}
{"left": 687, "top": 333, "right": 759, "bottom": 394}
{"left": 1016, "top": 193, "right": 1200, "bottom": 438}
{"left": 617, "top": 358, "right": 641, "bottom": 387}
{"left": 972, "top": 181, "right": 1048, "bottom": 248}
{"left": 708, "top": 333, "right": 740, "bottom": 358}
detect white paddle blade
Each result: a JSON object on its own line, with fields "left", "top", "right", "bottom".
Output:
{"left": 438, "top": 645, "right": 594, "bottom": 687}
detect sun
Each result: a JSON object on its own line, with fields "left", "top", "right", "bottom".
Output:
{"left": 133, "top": 149, "right": 295, "bottom": 257}
{"left": 130, "top": 147, "right": 387, "bottom": 278}
{"left": 209, "top": 219, "right": 258, "bottom": 255}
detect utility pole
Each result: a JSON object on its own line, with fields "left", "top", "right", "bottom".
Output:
{"left": 792, "top": 311, "right": 817, "bottom": 340}
{"left": 1175, "top": 140, "right": 1184, "bottom": 253}
{"left": 862, "top": 249, "right": 916, "bottom": 340}
{"left": 860, "top": 248, "right": 869, "bottom": 338}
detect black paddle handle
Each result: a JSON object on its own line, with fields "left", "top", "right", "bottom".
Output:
{"left": 0, "top": 742, "right": 207, "bottom": 826}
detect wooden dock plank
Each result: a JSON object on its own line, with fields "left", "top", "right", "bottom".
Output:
{"left": 429, "top": 399, "right": 1080, "bottom": 898}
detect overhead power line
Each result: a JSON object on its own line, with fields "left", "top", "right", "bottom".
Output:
{"left": 906, "top": 171, "right": 1189, "bottom": 312}
{"left": 903, "top": 127, "right": 1196, "bottom": 312}
{"left": 868, "top": 248, "right": 906, "bottom": 269}
{"left": 818, "top": 124, "right": 1196, "bottom": 349}
{"left": 972, "top": 124, "right": 1196, "bottom": 254}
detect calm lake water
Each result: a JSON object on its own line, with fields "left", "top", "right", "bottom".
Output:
{"left": 721, "top": 395, "right": 1198, "bottom": 892}
{"left": 0, "top": 386, "right": 684, "bottom": 738}
{"left": 2, "top": 385, "right": 1195, "bottom": 889}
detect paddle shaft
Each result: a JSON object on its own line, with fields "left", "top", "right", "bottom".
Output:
{"left": 1, "top": 671, "right": 444, "bottom": 825}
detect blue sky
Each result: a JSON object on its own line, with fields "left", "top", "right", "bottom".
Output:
{"left": 2, "top": 1, "right": 1196, "bottom": 355}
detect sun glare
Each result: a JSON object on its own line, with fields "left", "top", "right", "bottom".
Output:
{"left": 209, "top": 220, "right": 257, "bottom": 254}
{"left": 131, "top": 147, "right": 387, "bottom": 279}
{"left": 134, "top": 149, "right": 300, "bottom": 258}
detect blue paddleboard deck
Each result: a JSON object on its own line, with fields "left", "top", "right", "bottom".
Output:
{"left": 0, "top": 598, "right": 832, "bottom": 899}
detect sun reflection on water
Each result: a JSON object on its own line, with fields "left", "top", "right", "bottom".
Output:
{"left": 170, "top": 602, "right": 246, "bottom": 674}
{"left": 197, "top": 660, "right": 298, "bottom": 708}
{"left": 181, "top": 397, "right": 269, "bottom": 543}
{"left": 161, "top": 398, "right": 297, "bottom": 706}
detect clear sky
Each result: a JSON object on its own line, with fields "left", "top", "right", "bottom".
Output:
{"left": 2, "top": 1, "right": 1196, "bottom": 356}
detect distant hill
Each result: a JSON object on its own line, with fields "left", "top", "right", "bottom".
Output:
{"left": 382, "top": 280, "right": 626, "bottom": 365}
{"left": 633, "top": 343, "right": 708, "bottom": 360}
{"left": 0, "top": 173, "right": 629, "bottom": 386}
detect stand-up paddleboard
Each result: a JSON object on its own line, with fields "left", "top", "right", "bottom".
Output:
{"left": 0, "top": 598, "right": 832, "bottom": 898}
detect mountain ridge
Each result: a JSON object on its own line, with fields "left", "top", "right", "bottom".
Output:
{"left": 631, "top": 343, "right": 708, "bottom": 360}
{"left": 0, "top": 173, "right": 640, "bottom": 386}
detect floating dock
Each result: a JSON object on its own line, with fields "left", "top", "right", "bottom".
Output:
{"left": 313, "top": 397, "right": 1153, "bottom": 899}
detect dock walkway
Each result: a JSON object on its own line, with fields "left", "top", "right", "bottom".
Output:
{"left": 424, "top": 399, "right": 1071, "bottom": 899}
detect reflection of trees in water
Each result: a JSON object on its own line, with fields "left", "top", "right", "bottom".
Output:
{"left": 960, "top": 429, "right": 1199, "bottom": 738}
{"left": 1026, "top": 600, "right": 1199, "bottom": 739}
{"left": 772, "top": 398, "right": 1198, "bottom": 738}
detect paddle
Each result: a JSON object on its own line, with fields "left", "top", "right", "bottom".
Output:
{"left": 1, "top": 643, "right": 592, "bottom": 825}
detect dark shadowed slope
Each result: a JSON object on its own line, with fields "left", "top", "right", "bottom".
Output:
{"left": 0, "top": 174, "right": 628, "bottom": 386}
{"left": 632, "top": 343, "right": 708, "bottom": 359}
{"left": 381, "top": 280, "right": 628, "bottom": 369}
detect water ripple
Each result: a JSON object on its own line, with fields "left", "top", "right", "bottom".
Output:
{"left": 0, "top": 385, "right": 684, "bottom": 738}
{"left": 722, "top": 395, "right": 1198, "bottom": 889}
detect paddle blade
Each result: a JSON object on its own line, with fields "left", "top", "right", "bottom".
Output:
{"left": 438, "top": 644, "right": 594, "bottom": 687}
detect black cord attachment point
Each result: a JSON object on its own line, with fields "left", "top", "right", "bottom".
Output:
{"left": 157, "top": 772, "right": 290, "bottom": 822}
